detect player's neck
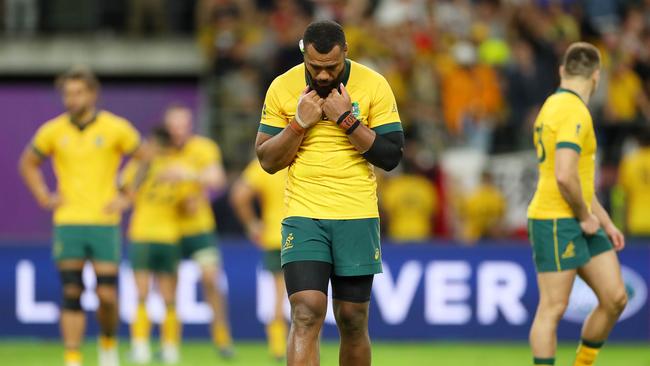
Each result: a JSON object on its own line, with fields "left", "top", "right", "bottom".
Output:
{"left": 70, "top": 107, "right": 97, "bottom": 127}
{"left": 559, "top": 80, "right": 591, "bottom": 105}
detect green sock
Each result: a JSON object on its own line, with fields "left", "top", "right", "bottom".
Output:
{"left": 534, "top": 357, "right": 555, "bottom": 365}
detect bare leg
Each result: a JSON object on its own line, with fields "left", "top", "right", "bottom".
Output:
{"left": 577, "top": 251, "right": 628, "bottom": 341}
{"left": 333, "top": 300, "right": 371, "bottom": 366}
{"left": 287, "top": 290, "right": 327, "bottom": 366}
{"left": 530, "top": 270, "right": 577, "bottom": 359}
{"left": 93, "top": 261, "right": 119, "bottom": 338}
{"left": 58, "top": 260, "right": 86, "bottom": 354}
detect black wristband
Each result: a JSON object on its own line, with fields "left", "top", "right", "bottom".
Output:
{"left": 345, "top": 119, "right": 361, "bottom": 135}
{"left": 337, "top": 110, "right": 360, "bottom": 134}
{"left": 336, "top": 111, "right": 351, "bottom": 125}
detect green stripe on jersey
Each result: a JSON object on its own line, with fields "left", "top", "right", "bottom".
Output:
{"left": 372, "top": 122, "right": 402, "bottom": 135}
{"left": 258, "top": 124, "right": 284, "bottom": 136}
{"left": 556, "top": 141, "right": 581, "bottom": 153}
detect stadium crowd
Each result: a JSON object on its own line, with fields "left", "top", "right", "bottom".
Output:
{"left": 4, "top": 0, "right": 650, "bottom": 243}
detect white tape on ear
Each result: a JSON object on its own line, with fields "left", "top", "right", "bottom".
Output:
{"left": 299, "top": 39, "right": 305, "bottom": 53}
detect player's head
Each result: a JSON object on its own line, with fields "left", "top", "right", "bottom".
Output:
{"left": 163, "top": 103, "right": 193, "bottom": 147}
{"left": 55, "top": 66, "right": 100, "bottom": 119}
{"left": 560, "top": 42, "right": 601, "bottom": 96}
{"left": 301, "top": 20, "right": 348, "bottom": 98}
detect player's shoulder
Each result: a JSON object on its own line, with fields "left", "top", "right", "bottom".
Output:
{"left": 349, "top": 59, "right": 386, "bottom": 84}
{"left": 270, "top": 64, "right": 306, "bottom": 91}
{"left": 97, "top": 110, "right": 133, "bottom": 128}
{"left": 36, "top": 113, "right": 69, "bottom": 135}
{"left": 188, "top": 135, "right": 217, "bottom": 148}
{"left": 548, "top": 91, "right": 588, "bottom": 113}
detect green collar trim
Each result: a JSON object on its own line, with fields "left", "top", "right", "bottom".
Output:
{"left": 69, "top": 111, "right": 98, "bottom": 131}
{"left": 555, "top": 87, "right": 584, "bottom": 104}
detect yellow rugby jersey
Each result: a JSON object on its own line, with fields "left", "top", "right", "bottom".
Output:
{"left": 618, "top": 148, "right": 650, "bottom": 235}
{"left": 528, "top": 89, "right": 597, "bottom": 219}
{"left": 242, "top": 160, "right": 287, "bottom": 249}
{"left": 125, "top": 157, "right": 192, "bottom": 244}
{"left": 174, "top": 136, "right": 222, "bottom": 236}
{"left": 31, "top": 110, "right": 140, "bottom": 225}
{"left": 259, "top": 59, "right": 402, "bottom": 219}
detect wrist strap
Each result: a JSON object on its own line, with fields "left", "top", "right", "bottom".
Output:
{"left": 294, "top": 111, "right": 308, "bottom": 128}
{"left": 289, "top": 119, "right": 306, "bottom": 135}
{"left": 337, "top": 111, "right": 360, "bottom": 135}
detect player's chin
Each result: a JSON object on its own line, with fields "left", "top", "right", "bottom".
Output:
{"left": 315, "top": 85, "right": 334, "bottom": 98}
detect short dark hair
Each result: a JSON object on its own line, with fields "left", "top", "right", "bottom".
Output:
{"left": 55, "top": 66, "right": 100, "bottom": 91}
{"left": 562, "top": 42, "right": 601, "bottom": 78}
{"left": 302, "top": 20, "right": 346, "bottom": 54}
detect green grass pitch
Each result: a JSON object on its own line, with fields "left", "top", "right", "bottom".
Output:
{"left": 0, "top": 340, "right": 648, "bottom": 365}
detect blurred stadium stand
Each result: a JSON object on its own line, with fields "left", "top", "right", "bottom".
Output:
{"left": 2, "top": 0, "right": 650, "bottom": 241}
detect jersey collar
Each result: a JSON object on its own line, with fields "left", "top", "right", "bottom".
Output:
{"left": 555, "top": 87, "right": 585, "bottom": 104}
{"left": 69, "top": 110, "right": 99, "bottom": 131}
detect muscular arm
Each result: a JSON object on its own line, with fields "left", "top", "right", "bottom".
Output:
{"left": 255, "top": 118, "right": 304, "bottom": 174}
{"left": 555, "top": 148, "right": 589, "bottom": 220}
{"left": 18, "top": 147, "right": 53, "bottom": 208}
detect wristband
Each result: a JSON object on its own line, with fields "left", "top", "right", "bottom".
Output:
{"left": 294, "top": 111, "right": 308, "bottom": 128}
{"left": 289, "top": 119, "right": 306, "bottom": 135}
{"left": 336, "top": 111, "right": 361, "bottom": 135}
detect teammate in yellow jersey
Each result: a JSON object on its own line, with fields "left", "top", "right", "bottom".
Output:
{"left": 123, "top": 128, "right": 192, "bottom": 364}
{"left": 230, "top": 160, "right": 289, "bottom": 361}
{"left": 256, "top": 21, "right": 403, "bottom": 366}
{"left": 161, "top": 104, "right": 234, "bottom": 358}
{"left": 18, "top": 67, "right": 143, "bottom": 366}
{"left": 527, "top": 43, "right": 627, "bottom": 366}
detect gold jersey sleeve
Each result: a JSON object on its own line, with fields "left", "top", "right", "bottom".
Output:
{"left": 258, "top": 60, "right": 402, "bottom": 219}
{"left": 29, "top": 111, "right": 141, "bottom": 225}
{"left": 527, "top": 90, "right": 597, "bottom": 219}
{"left": 242, "top": 160, "right": 287, "bottom": 249}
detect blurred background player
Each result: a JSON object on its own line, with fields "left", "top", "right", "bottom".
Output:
{"left": 230, "top": 159, "right": 288, "bottom": 361}
{"left": 527, "top": 43, "right": 628, "bottom": 366}
{"left": 617, "top": 126, "right": 650, "bottom": 240}
{"left": 122, "top": 127, "right": 192, "bottom": 364}
{"left": 161, "top": 104, "right": 234, "bottom": 357}
{"left": 18, "top": 66, "right": 141, "bottom": 366}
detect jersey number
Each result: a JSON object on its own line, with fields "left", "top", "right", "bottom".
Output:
{"left": 534, "top": 124, "right": 546, "bottom": 163}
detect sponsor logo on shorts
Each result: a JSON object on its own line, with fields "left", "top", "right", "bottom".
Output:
{"left": 561, "top": 242, "right": 575, "bottom": 259}
{"left": 283, "top": 233, "right": 294, "bottom": 251}
{"left": 374, "top": 248, "right": 380, "bottom": 261}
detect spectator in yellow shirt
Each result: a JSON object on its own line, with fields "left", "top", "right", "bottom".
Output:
{"left": 618, "top": 127, "right": 650, "bottom": 239}
{"left": 380, "top": 161, "right": 437, "bottom": 243}
{"left": 458, "top": 171, "right": 507, "bottom": 244}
